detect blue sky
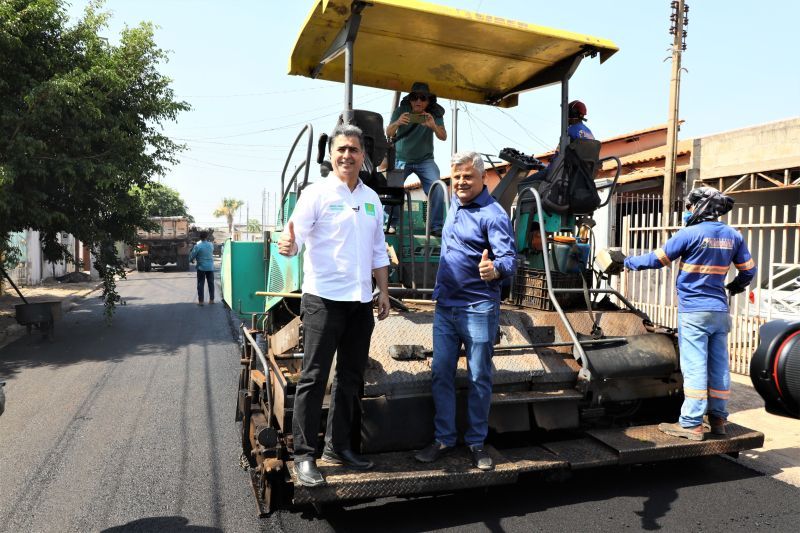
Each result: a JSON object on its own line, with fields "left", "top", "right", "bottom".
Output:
{"left": 66, "top": 0, "right": 800, "bottom": 228}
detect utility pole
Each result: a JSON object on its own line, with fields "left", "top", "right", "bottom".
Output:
{"left": 451, "top": 100, "right": 459, "bottom": 155}
{"left": 261, "top": 188, "right": 266, "bottom": 237}
{"left": 662, "top": 0, "right": 689, "bottom": 237}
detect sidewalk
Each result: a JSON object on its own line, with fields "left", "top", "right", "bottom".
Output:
{"left": 727, "top": 372, "right": 800, "bottom": 487}
{"left": 0, "top": 276, "right": 103, "bottom": 349}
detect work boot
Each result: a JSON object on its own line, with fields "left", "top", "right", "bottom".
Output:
{"left": 197, "top": 301, "right": 204, "bottom": 306}
{"left": 294, "top": 459, "right": 326, "bottom": 487}
{"left": 658, "top": 422, "right": 705, "bottom": 441}
{"left": 706, "top": 415, "right": 727, "bottom": 436}
{"left": 414, "top": 440, "right": 453, "bottom": 463}
{"left": 321, "top": 446, "right": 374, "bottom": 470}
{"left": 469, "top": 445, "right": 494, "bottom": 471}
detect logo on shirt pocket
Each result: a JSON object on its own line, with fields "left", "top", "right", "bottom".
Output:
{"left": 364, "top": 203, "right": 376, "bottom": 216}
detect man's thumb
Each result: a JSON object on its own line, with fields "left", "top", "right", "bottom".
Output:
{"left": 287, "top": 221, "right": 295, "bottom": 239}
{"left": 481, "top": 249, "right": 490, "bottom": 262}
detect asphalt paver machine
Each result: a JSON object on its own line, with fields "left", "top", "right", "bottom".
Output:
{"left": 233, "top": 0, "right": 765, "bottom": 515}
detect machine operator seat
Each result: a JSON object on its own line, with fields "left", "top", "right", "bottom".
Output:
{"left": 327, "top": 109, "right": 404, "bottom": 207}
{"left": 532, "top": 138, "right": 603, "bottom": 216}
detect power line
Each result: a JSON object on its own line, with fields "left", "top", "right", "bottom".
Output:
{"left": 177, "top": 156, "right": 281, "bottom": 173}
{"left": 171, "top": 90, "right": 385, "bottom": 131}
{"left": 493, "top": 107, "right": 551, "bottom": 151}
{"left": 177, "top": 86, "right": 340, "bottom": 99}
{"left": 175, "top": 92, "right": 389, "bottom": 140}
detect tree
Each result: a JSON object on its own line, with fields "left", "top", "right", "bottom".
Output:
{"left": 213, "top": 198, "right": 244, "bottom": 235}
{"left": 0, "top": 0, "right": 189, "bottom": 320}
{"left": 134, "top": 183, "right": 194, "bottom": 221}
{"left": 247, "top": 218, "right": 262, "bottom": 234}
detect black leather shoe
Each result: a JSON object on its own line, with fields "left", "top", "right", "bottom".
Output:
{"left": 294, "top": 459, "right": 326, "bottom": 487}
{"left": 414, "top": 440, "right": 453, "bottom": 463}
{"left": 321, "top": 447, "right": 374, "bottom": 470}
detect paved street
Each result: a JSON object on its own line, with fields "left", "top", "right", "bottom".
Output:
{"left": 1, "top": 268, "right": 799, "bottom": 532}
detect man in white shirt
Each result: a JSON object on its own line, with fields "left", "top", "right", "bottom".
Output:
{"left": 278, "top": 123, "right": 390, "bottom": 487}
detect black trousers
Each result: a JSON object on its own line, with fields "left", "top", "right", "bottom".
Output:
{"left": 196, "top": 270, "right": 214, "bottom": 302}
{"left": 292, "top": 293, "right": 375, "bottom": 460}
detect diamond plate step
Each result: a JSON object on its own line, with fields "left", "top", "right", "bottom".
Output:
{"left": 586, "top": 422, "right": 765, "bottom": 465}
{"left": 290, "top": 445, "right": 565, "bottom": 504}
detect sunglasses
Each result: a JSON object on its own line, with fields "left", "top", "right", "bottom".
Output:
{"left": 409, "top": 93, "right": 428, "bottom": 102}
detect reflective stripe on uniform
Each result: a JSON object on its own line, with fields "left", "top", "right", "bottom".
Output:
{"left": 708, "top": 388, "right": 730, "bottom": 399}
{"left": 679, "top": 261, "right": 729, "bottom": 275}
{"left": 736, "top": 258, "right": 755, "bottom": 271}
{"left": 655, "top": 248, "right": 671, "bottom": 267}
{"left": 684, "top": 387, "right": 708, "bottom": 400}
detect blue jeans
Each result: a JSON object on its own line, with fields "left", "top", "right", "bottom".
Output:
{"left": 389, "top": 158, "right": 443, "bottom": 231}
{"left": 432, "top": 300, "right": 499, "bottom": 447}
{"left": 677, "top": 311, "right": 731, "bottom": 427}
{"left": 196, "top": 269, "right": 214, "bottom": 302}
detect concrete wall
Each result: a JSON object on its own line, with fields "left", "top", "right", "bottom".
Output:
{"left": 694, "top": 117, "right": 800, "bottom": 181}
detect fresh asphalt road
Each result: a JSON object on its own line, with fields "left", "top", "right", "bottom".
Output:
{"left": 1, "top": 268, "right": 799, "bottom": 532}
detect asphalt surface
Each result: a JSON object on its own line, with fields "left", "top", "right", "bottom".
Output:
{"left": 1, "top": 268, "right": 799, "bottom": 532}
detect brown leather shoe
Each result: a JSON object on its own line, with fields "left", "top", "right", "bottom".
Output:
{"left": 706, "top": 415, "right": 727, "bottom": 435}
{"left": 658, "top": 422, "right": 705, "bottom": 441}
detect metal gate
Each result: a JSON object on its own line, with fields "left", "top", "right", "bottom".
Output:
{"left": 613, "top": 194, "right": 800, "bottom": 375}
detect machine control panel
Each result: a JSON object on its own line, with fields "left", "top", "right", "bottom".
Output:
{"left": 499, "top": 147, "right": 545, "bottom": 171}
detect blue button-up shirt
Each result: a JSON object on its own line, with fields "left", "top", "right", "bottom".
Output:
{"left": 190, "top": 240, "right": 215, "bottom": 271}
{"left": 433, "top": 186, "right": 517, "bottom": 306}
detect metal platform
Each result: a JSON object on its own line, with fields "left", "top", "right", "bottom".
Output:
{"left": 586, "top": 422, "right": 764, "bottom": 465}
{"left": 290, "top": 423, "right": 765, "bottom": 505}
{"left": 290, "top": 445, "right": 563, "bottom": 504}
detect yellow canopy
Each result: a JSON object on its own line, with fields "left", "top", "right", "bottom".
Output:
{"left": 289, "top": 0, "right": 619, "bottom": 108}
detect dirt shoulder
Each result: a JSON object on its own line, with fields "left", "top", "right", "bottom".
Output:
{"left": 0, "top": 278, "right": 102, "bottom": 348}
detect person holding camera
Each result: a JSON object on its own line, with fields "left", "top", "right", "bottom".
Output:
{"left": 385, "top": 81, "right": 447, "bottom": 236}
{"left": 623, "top": 186, "right": 756, "bottom": 441}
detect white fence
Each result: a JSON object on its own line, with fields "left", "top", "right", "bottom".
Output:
{"left": 614, "top": 194, "right": 800, "bottom": 375}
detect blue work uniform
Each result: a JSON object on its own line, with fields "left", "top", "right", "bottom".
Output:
{"left": 567, "top": 121, "right": 594, "bottom": 141}
{"left": 625, "top": 221, "right": 756, "bottom": 427}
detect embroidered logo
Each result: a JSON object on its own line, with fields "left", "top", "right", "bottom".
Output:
{"left": 364, "top": 203, "right": 376, "bottom": 216}
{"left": 701, "top": 238, "right": 734, "bottom": 250}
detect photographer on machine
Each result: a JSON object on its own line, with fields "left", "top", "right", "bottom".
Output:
{"left": 385, "top": 81, "right": 447, "bottom": 236}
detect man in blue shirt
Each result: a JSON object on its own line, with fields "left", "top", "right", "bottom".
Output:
{"left": 624, "top": 187, "right": 756, "bottom": 440}
{"left": 189, "top": 231, "right": 215, "bottom": 306}
{"left": 566, "top": 100, "right": 594, "bottom": 141}
{"left": 414, "top": 151, "right": 517, "bottom": 471}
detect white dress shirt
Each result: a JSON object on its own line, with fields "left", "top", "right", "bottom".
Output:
{"left": 289, "top": 174, "right": 389, "bottom": 303}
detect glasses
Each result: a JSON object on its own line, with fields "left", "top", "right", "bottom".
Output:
{"left": 409, "top": 93, "right": 428, "bottom": 102}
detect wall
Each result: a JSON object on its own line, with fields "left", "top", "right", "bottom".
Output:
{"left": 693, "top": 118, "right": 800, "bottom": 181}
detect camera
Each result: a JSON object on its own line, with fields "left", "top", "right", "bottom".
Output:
{"left": 407, "top": 113, "right": 427, "bottom": 124}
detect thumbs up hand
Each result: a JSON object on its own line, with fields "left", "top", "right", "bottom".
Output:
{"left": 478, "top": 249, "right": 498, "bottom": 281}
{"left": 278, "top": 221, "right": 298, "bottom": 256}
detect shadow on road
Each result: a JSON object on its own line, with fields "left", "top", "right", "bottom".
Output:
{"left": 310, "top": 456, "right": 765, "bottom": 532}
{"left": 0, "top": 294, "right": 235, "bottom": 380}
{"left": 101, "top": 516, "right": 222, "bottom": 532}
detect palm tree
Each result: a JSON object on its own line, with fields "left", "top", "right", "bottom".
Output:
{"left": 213, "top": 198, "right": 244, "bottom": 235}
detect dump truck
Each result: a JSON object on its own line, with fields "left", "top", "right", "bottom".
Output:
{"left": 135, "top": 216, "right": 192, "bottom": 272}
{"left": 229, "top": 0, "right": 765, "bottom": 516}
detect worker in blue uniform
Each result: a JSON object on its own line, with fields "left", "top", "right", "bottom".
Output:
{"left": 566, "top": 100, "right": 594, "bottom": 141}
{"left": 624, "top": 187, "right": 756, "bottom": 441}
